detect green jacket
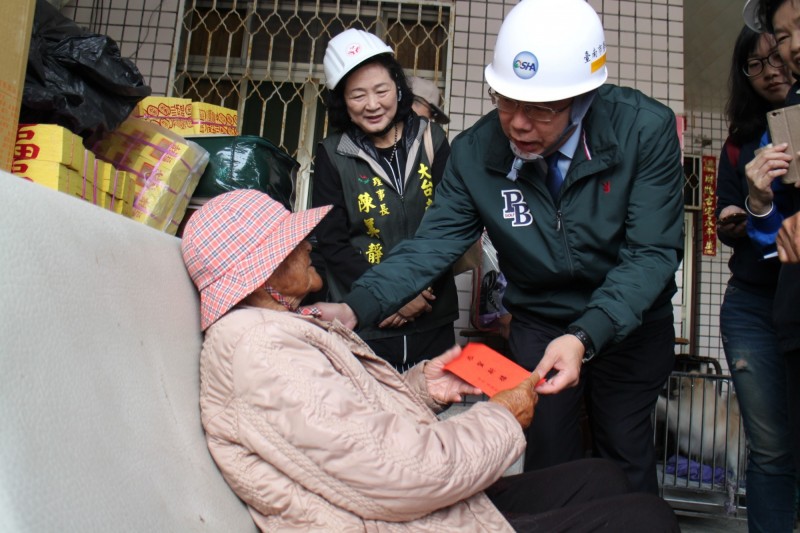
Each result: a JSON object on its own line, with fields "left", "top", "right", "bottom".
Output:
{"left": 345, "top": 85, "right": 685, "bottom": 351}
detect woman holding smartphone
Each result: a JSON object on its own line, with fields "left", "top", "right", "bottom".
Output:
{"left": 715, "top": 25, "right": 796, "bottom": 533}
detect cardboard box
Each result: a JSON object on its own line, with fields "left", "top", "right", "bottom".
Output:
{"left": 766, "top": 104, "right": 800, "bottom": 185}
{"left": 0, "top": 0, "right": 36, "bottom": 172}
{"left": 132, "top": 97, "right": 194, "bottom": 136}
{"left": 192, "top": 102, "right": 238, "bottom": 136}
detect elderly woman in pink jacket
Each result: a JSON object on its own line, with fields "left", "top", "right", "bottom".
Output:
{"left": 180, "top": 189, "right": 678, "bottom": 532}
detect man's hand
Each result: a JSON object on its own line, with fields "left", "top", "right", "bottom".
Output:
{"left": 423, "top": 345, "right": 482, "bottom": 403}
{"left": 489, "top": 372, "right": 540, "bottom": 429}
{"left": 314, "top": 302, "right": 358, "bottom": 329}
{"left": 532, "top": 334, "right": 584, "bottom": 394}
{"left": 777, "top": 211, "right": 800, "bottom": 263}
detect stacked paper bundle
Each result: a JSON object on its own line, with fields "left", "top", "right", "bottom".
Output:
{"left": 92, "top": 117, "right": 209, "bottom": 235}
{"left": 132, "top": 96, "right": 238, "bottom": 136}
{"left": 11, "top": 124, "right": 133, "bottom": 215}
{"left": 131, "top": 97, "right": 194, "bottom": 136}
{"left": 191, "top": 102, "right": 238, "bottom": 135}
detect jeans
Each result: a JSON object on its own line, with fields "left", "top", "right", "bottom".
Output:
{"left": 720, "top": 284, "right": 796, "bottom": 533}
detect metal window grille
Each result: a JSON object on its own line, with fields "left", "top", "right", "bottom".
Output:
{"left": 684, "top": 154, "right": 701, "bottom": 210}
{"left": 173, "top": 0, "right": 454, "bottom": 209}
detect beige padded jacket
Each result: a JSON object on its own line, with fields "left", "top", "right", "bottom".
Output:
{"left": 199, "top": 306, "right": 524, "bottom": 532}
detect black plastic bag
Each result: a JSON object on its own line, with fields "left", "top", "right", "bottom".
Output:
{"left": 191, "top": 135, "right": 298, "bottom": 210}
{"left": 20, "top": 0, "right": 151, "bottom": 143}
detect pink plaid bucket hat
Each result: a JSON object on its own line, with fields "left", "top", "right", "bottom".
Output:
{"left": 181, "top": 190, "right": 331, "bottom": 330}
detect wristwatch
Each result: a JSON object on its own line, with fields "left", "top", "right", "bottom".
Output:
{"left": 566, "top": 325, "right": 596, "bottom": 363}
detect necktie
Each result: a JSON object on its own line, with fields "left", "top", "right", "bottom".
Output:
{"left": 545, "top": 153, "right": 563, "bottom": 201}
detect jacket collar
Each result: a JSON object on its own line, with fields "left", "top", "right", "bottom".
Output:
{"left": 483, "top": 92, "right": 623, "bottom": 182}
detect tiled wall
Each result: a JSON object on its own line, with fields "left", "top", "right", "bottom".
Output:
{"left": 60, "top": 0, "right": 732, "bottom": 366}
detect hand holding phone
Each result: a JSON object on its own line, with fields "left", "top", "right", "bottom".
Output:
{"left": 718, "top": 212, "right": 747, "bottom": 226}
{"left": 717, "top": 211, "right": 747, "bottom": 239}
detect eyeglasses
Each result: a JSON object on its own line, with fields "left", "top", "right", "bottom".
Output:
{"left": 743, "top": 51, "right": 784, "bottom": 77}
{"left": 488, "top": 88, "right": 570, "bottom": 123}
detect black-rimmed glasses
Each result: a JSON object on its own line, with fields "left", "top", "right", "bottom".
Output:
{"left": 744, "top": 51, "right": 784, "bottom": 77}
{"left": 488, "top": 89, "right": 570, "bottom": 123}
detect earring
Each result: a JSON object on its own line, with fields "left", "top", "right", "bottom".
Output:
{"left": 397, "top": 88, "right": 402, "bottom": 101}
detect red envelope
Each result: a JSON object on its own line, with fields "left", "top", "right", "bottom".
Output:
{"left": 444, "top": 342, "right": 531, "bottom": 397}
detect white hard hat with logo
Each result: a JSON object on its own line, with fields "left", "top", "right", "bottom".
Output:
{"left": 484, "top": 0, "right": 608, "bottom": 102}
{"left": 323, "top": 29, "right": 394, "bottom": 90}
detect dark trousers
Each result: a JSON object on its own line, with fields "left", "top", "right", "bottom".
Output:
{"left": 486, "top": 458, "right": 679, "bottom": 532}
{"left": 786, "top": 351, "right": 800, "bottom": 476}
{"left": 509, "top": 312, "right": 676, "bottom": 494}
{"left": 366, "top": 323, "right": 455, "bottom": 371}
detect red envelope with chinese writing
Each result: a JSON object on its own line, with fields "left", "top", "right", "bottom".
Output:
{"left": 444, "top": 342, "right": 531, "bottom": 397}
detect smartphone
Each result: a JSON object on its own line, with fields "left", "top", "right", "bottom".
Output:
{"left": 767, "top": 105, "right": 800, "bottom": 185}
{"left": 718, "top": 212, "right": 747, "bottom": 225}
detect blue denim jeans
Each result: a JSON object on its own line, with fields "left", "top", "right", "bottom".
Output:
{"left": 720, "top": 284, "right": 796, "bottom": 533}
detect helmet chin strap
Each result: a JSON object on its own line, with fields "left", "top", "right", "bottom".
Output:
{"left": 505, "top": 90, "right": 596, "bottom": 181}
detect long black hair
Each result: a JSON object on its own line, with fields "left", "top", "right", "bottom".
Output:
{"left": 325, "top": 53, "right": 413, "bottom": 133}
{"left": 725, "top": 26, "right": 778, "bottom": 145}
{"left": 759, "top": 0, "right": 797, "bottom": 33}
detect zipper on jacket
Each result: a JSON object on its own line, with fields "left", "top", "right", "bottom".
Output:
{"left": 556, "top": 210, "right": 575, "bottom": 274}
{"left": 402, "top": 335, "right": 408, "bottom": 364}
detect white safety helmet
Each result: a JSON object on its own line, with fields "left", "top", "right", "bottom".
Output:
{"left": 484, "top": 0, "right": 608, "bottom": 103}
{"left": 323, "top": 29, "right": 394, "bottom": 91}
{"left": 743, "top": 0, "right": 765, "bottom": 32}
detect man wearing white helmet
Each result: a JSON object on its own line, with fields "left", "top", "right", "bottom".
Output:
{"left": 325, "top": 0, "right": 684, "bottom": 494}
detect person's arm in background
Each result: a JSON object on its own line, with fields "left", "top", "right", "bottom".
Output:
{"left": 743, "top": 141, "right": 792, "bottom": 255}
{"left": 715, "top": 138, "right": 748, "bottom": 244}
{"left": 311, "top": 145, "right": 372, "bottom": 289}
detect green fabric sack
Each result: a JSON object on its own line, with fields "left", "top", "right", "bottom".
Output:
{"left": 191, "top": 135, "right": 297, "bottom": 210}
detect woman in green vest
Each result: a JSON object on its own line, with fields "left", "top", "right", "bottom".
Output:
{"left": 311, "top": 29, "right": 458, "bottom": 371}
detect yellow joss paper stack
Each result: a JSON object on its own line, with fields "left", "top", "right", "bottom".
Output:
{"left": 11, "top": 124, "right": 133, "bottom": 216}
{"left": 131, "top": 97, "right": 194, "bottom": 137}
{"left": 132, "top": 97, "right": 239, "bottom": 137}
{"left": 191, "top": 102, "right": 238, "bottom": 135}
{"left": 91, "top": 117, "right": 209, "bottom": 235}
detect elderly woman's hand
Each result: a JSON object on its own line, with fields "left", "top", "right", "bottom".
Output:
{"left": 423, "top": 345, "right": 482, "bottom": 403}
{"left": 489, "top": 373, "right": 540, "bottom": 429}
